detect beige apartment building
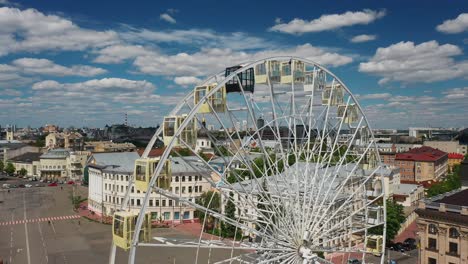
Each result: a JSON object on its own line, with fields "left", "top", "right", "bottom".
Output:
{"left": 416, "top": 189, "right": 468, "bottom": 264}
{"left": 424, "top": 140, "right": 467, "bottom": 155}
{"left": 395, "top": 146, "right": 448, "bottom": 184}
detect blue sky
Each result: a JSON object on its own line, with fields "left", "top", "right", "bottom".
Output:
{"left": 0, "top": 0, "right": 467, "bottom": 129}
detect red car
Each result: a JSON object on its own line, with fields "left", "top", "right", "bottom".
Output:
{"left": 48, "top": 182, "right": 58, "bottom": 187}
{"left": 67, "top": 181, "right": 75, "bottom": 185}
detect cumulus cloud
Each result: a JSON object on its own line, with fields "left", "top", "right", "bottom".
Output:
{"left": 174, "top": 76, "right": 203, "bottom": 87}
{"left": 32, "top": 78, "right": 155, "bottom": 92}
{"left": 359, "top": 40, "right": 468, "bottom": 84}
{"left": 436, "top": 13, "right": 468, "bottom": 34}
{"left": 93, "top": 44, "right": 155, "bottom": 64}
{"left": 160, "top": 13, "right": 176, "bottom": 24}
{"left": 356, "top": 93, "right": 391, "bottom": 100}
{"left": 11, "top": 58, "right": 106, "bottom": 76}
{"left": 0, "top": 7, "right": 118, "bottom": 56}
{"left": 350, "top": 34, "right": 377, "bottom": 43}
{"left": 134, "top": 44, "right": 353, "bottom": 77}
{"left": 442, "top": 87, "right": 468, "bottom": 99}
{"left": 270, "top": 9, "right": 386, "bottom": 34}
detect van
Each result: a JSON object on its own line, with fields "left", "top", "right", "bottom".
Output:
{"left": 2, "top": 184, "right": 10, "bottom": 189}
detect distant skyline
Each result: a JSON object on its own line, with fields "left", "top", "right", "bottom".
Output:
{"left": 0, "top": 0, "right": 467, "bottom": 129}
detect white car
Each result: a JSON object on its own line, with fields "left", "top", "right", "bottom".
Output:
{"left": 2, "top": 184, "right": 10, "bottom": 189}
{"left": 25, "top": 184, "right": 32, "bottom": 188}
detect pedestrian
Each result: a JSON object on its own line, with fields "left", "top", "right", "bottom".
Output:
{"left": 78, "top": 220, "right": 80, "bottom": 225}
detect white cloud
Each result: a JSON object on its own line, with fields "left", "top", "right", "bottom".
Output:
{"left": 359, "top": 40, "right": 468, "bottom": 84}
{"left": 442, "top": 87, "right": 468, "bottom": 99}
{"left": 356, "top": 93, "right": 391, "bottom": 100}
{"left": 119, "top": 28, "right": 273, "bottom": 51}
{"left": 93, "top": 44, "right": 155, "bottom": 64}
{"left": 0, "top": 7, "right": 118, "bottom": 56}
{"left": 350, "top": 34, "right": 377, "bottom": 43}
{"left": 160, "top": 13, "right": 176, "bottom": 24}
{"left": 32, "top": 78, "right": 155, "bottom": 92}
{"left": 12, "top": 58, "right": 106, "bottom": 76}
{"left": 134, "top": 44, "right": 353, "bottom": 78}
{"left": 174, "top": 76, "right": 203, "bottom": 87}
{"left": 270, "top": 9, "right": 385, "bottom": 34}
{"left": 436, "top": 13, "right": 468, "bottom": 34}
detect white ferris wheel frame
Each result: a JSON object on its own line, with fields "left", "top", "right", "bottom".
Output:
{"left": 109, "top": 56, "right": 387, "bottom": 264}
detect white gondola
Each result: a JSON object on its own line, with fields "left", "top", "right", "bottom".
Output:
{"left": 304, "top": 69, "right": 326, "bottom": 92}
{"left": 337, "top": 103, "right": 359, "bottom": 124}
{"left": 134, "top": 157, "right": 171, "bottom": 192}
{"left": 163, "top": 115, "right": 196, "bottom": 147}
{"left": 322, "top": 83, "right": 344, "bottom": 106}
{"left": 113, "top": 212, "right": 151, "bottom": 250}
{"left": 280, "top": 60, "right": 305, "bottom": 84}
{"left": 194, "top": 83, "right": 226, "bottom": 113}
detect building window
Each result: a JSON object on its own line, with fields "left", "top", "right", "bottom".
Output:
{"left": 137, "top": 199, "right": 141, "bottom": 206}
{"left": 448, "top": 242, "right": 458, "bottom": 255}
{"left": 175, "top": 176, "right": 179, "bottom": 182}
{"left": 175, "top": 187, "right": 179, "bottom": 194}
{"left": 428, "top": 238, "right": 437, "bottom": 250}
{"left": 131, "top": 187, "right": 134, "bottom": 193}
{"left": 156, "top": 200, "right": 160, "bottom": 207}
{"left": 449, "top": 228, "right": 459, "bottom": 238}
{"left": 428, "top": 258, "right": 436, "bottom": 264}
{"left": 131, "top": 199, "right": 134, "bottom": 206}
{"left": 428, "top": 224, "right": 438, "bottom": 234}
{"left": 189, "top": 176, "right": 192, "bottom": 181}
{"left": 126, "top": 175, "right": 129, "bottom": 181}
{"left": 188, "top": 186, "right": 192, "bottom": 193}
{"left": 149, "top": 200, "right": 153, "bottom": 206}
{"left": 182, "top": 187, "right": 186, "bottom": 193}
{"left": 169, "top": 200, "right": 173, "bottom": 206}
{"left": 162, "top": 200, "right": 166, "bottom": 207}
{"left": 199, "top": 186, "right": 202, "bottom": 192}
{"left": 182, "top": 176, "right": 186, "bottom": 182}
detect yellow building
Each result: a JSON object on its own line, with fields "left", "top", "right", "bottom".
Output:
{"left": 416, "top": 189, "right": 468, "bottom": 264}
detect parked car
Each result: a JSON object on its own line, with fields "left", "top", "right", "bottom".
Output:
{"left": 403, "top": 238, "right": 417, "bottom": 250}
{"left": 348, "top": 259, "right": 361, "bottom": 264}
{"left": 67, "top": 180, "right": 75, "bottom": 185}
{"left": 388, "top": 260, "right": 398, "bottom": 264}
{"left": 390, "top": 242, "right": 405, "bottom": 252}
{"left": 48, "top": 182, "right": 58, "bottom": 187}
{"left": 2, "top": 184, "right": 10, "bottom": 189}
{"left": 18, "top": 184, "right": 25, "bottom": 188}
{"left": 25, "top": 184, "right": 32, "bottom": 188}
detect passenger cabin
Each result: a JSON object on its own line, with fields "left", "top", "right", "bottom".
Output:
{"left": 366, "top": 235, "right": 383, "bottom": 256}
{"left": 112, "top": 211, "right": 151, "bottom": 250}
{"left": 194, "top": 83, "right": 226, "bottom": 113}
{"left": 322, "top": 83, "right": 344, "bottom": 106}
{"left": 304, "top": 69, "right": 326, "bottom": 92}
{"left": 254, "top": 60, "right": 281, "bottom": 84}
{"left": 224, "top": 65, "right": 254, "bottom": 93}
{"left": 337, "top": 104, "right": 359, "bottom": 124}
{"left": 134, "top": 157, "right": 171, "bottom": 192}
{"left": 163, "top": 115, "right": 196, "bottom": 147}
{"left": 280, "top": 60, "right": 305, "bottom": 84}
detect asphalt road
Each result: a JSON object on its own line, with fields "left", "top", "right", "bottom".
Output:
{"left": 0, "top": 184, "right": 243, "bottom": 264}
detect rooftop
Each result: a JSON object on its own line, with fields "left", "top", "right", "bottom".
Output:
{"left": 393, "top": 183, "right": 421, "bottom": 195}
{"left": 40, "top": 148, "right": 70, "bottom": 159}
{"left": 435, "top": 188, "right": 468, "bottom": 207}
{"left": 9, "top": 152, "right": 42, "bottom": 163}
{"left": 395, "top": 146, "right": 447, "bottom": 162}
{"left": 89, "top": 152, "right": 140, "bottom": 173}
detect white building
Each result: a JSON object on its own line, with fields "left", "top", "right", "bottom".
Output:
{"left": 393, "top": 183, "right": 425, "bottom": 207}
{"left": 39, "top": 149, "right": 88, "bottom": 181}
{"left": 87, "top": 153, "right": 212, "bottom": 223}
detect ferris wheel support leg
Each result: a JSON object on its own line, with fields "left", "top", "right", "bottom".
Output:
{"left": 109, "top": 243, "right": 116, "bottom": 264}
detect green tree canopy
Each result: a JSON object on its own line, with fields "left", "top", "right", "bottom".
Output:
{"left": 0, "top": 160, "right": 4, "bottom": 172}
{"left": 5, "top": 162, "right": 16, "bottom": 175}
{"left": 370, "top": 199, "right": 405, "bottom": 242}
{"left": 19, "top": 168, "right": 28, "bottom": 177}
{"left": 195, "top": 191, "right": 221, "bottom": 231}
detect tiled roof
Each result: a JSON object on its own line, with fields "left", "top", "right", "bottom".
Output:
{"left": 90, "top": 152, "right": 139, "bottom": 173}
{"left": 436, "top": 188, "right": 468, "bottom": 207}
{"left": 448, "top": 153, "right": 464, "bottom": 159}
{"left": 395, "top": 146, "right": 447, "bottom": 162}
{"left": 137, "top": 147, "right": 166, "bottom": 157}
{"left": 40, "top": 148, "right": 70, "bottom": 159}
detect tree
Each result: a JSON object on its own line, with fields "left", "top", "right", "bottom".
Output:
{"left": 0, "top": 160, "right": 4, "bottom": 172}
{"left": 222, "top": 194, "right": 237, "bottom": 238}
{"left": 19, "top": 168, "right": 28, "bottom": 177}
{"left": 370, "top": 200, "right": 405, "bottom": 241}
{"left": 426, "top": 165, "right": 461, "bottom": 198}
{"left": 214, "top": 146, "right": 230, "bottom": 157}
{"left": 83, "top": 166, "right": 89, "bottom": 186}
{"left": 198, "top": 151, "right": 210, "bottom": 162}
{"left": 5, "top": 162, "right": 15, "bottom": 175}
{"left": 195, "top": 191, "right": 221, "bottom": 231}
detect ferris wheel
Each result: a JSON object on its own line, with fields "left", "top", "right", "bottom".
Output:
{"left": 109, "top": 57, "right": 386, "bottom": 264}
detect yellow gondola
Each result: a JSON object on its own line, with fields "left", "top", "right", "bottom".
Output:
{"left": 113, "top": 211, "right": 151, "bottom": 250}
{"left": 134, "top": 157, "right": 171, "bottom": 192}
{"left": 337, "top": 104, "right": 359, "bottom": 124}
{"left": 322, "top": 83, "right": 344, "bottom": 106}
{"left": 280, "top": 60, "right": 305, "bottom": 84}
{"left": 254, "top": 60, "right": 281, "bottom": 84}
{"left": 366, "top": 235, "right": 383, "bottom": 256}
{"left": 163, "top": 115, "right": 196, "bottom": 147}
{"left": 304, "top": 69, "right": 326, "bottom": 92}
{"left": 194, "top": 83, "right": 226, "bottom": 113}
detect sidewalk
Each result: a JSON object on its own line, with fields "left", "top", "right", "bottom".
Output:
{"left": 76, "top": 201, "right": 112, "bottom": 224}
{"left": 394, "top": 221, "right": 418, "bottom": 243}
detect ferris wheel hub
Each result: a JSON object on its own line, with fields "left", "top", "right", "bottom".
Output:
{"left": 298, "top": 245, "right": 317, "bottom": 263}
